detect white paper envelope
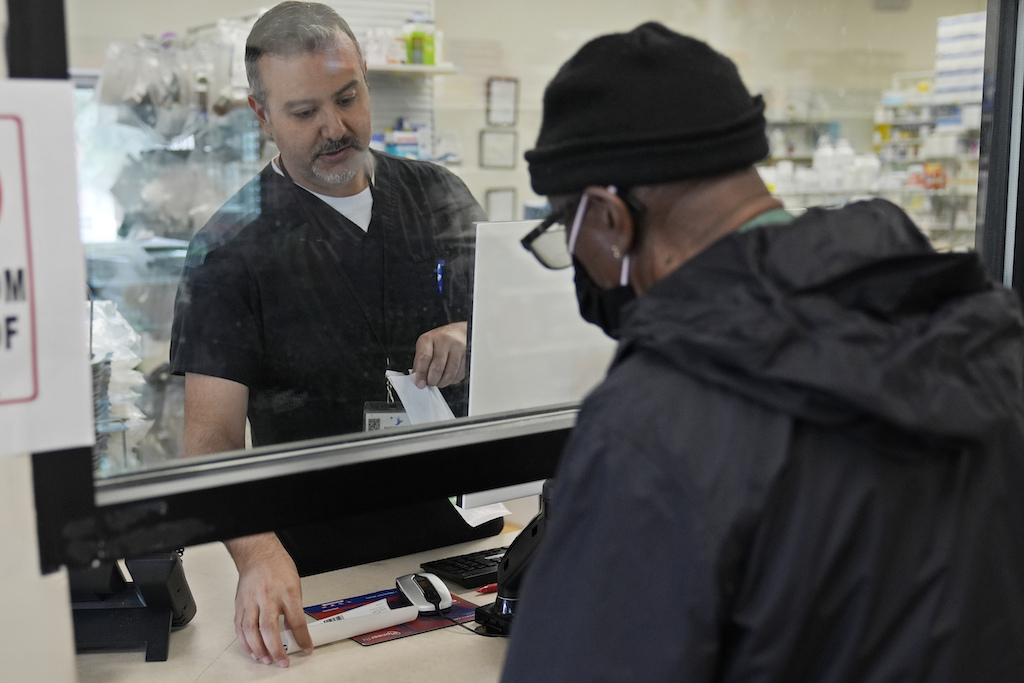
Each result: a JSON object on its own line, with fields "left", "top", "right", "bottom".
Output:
{"left": 384, "top": 370, "right": 456, "bottom": 424}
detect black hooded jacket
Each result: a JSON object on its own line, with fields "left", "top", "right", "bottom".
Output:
{"left": 502, "top": 199, "right": 1024, "bottom": 682}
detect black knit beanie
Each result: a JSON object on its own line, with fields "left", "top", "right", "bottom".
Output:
{"left": 525, "top": 22, "right": 768, "bottom": 195}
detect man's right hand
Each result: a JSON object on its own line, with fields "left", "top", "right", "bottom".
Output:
{"left": 183, "top": 374, "right": 311, "bottom": 666}
{"left": 226, "top": 533, "right": 312, "bottom": 667}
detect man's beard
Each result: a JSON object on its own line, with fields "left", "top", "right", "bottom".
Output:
{"left": 309, "top": 136, "right": 364, "bottom": 186}
{"left": 311, "top": 164, "right": 358, "bottom": 186}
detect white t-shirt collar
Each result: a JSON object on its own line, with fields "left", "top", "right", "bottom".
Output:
{"left": 271, "top": 156, "right": 374, "bottom": 232}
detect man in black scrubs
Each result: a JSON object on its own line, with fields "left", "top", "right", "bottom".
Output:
{"left": 170, "top": 1, "right": 494, "bottom": 667}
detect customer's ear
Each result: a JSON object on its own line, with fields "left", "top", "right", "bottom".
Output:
{"left": 582, "top": 186, "right": 635, "bottom": 256}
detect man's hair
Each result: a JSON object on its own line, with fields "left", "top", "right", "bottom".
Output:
{"left": 245, "top": 1, "right": 364, "bottom": 109}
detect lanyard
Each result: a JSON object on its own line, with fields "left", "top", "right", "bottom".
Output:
{"left": 277, "top": 159, "right": 396, "bottom": 397}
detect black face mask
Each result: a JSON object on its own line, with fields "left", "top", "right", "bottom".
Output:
{"left": 572, "top": 257, "right": 636, "bottom": 339}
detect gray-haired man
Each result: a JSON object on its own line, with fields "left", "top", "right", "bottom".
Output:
{"left": 171, "top": 1, "right": 491, "bottom": 667}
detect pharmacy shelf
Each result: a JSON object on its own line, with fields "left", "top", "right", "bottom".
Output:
{"left": 367, "top": 62, "right": 458, "bottom": 75}
{"left": 773, "top": 186, "right": 975, "bottom": 199}
{"left": 766, "top": 119, "right": 830, "bottom": 126}
{"left": 884, "top": 155, "right": 981, "bottom": 164}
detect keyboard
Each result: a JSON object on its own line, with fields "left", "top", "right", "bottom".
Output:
{"left": 420, "top": 546, "right": 508, "bottom": 588}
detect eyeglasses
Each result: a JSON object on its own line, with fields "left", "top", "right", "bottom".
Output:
{"left": 521, "top": 187, "right": 615, "bottom": 270}
{"left": 519, "top": 205, "right": 577, "bottom": 270}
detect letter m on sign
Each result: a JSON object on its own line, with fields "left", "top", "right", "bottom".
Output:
{"left": 5, "top": 269, "right": 25, "bottom": 301}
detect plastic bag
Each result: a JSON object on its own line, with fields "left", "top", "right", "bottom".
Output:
{"left": 88, "top": 299, "right": 152, "bottom": 474}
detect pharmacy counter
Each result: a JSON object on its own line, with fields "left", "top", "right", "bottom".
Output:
{"left": 76, "top": 532, "right": 518, "bottom": 682}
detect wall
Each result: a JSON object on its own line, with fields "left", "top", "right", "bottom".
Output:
{"left": 432, "top": 0, "right": 988, "bottom": 215}
{"left": 720, "top": 0, "right": 986, "bottom": 91}
{"left": 61, "top": 0, "right": 987, "bottom": 216}
{"left": 65, "top": 0, "right": 265, "bottom": 68}
{"left": 432, "top": 0, "right": 713, "bottom": 214}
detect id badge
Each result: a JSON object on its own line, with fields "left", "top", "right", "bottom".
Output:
{"left": 363, "top": 401, "right": 410, "bottom": 431}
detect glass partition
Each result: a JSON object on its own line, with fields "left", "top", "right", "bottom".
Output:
{"left": 60, "top": 0, "right": 992, "bottom": 493}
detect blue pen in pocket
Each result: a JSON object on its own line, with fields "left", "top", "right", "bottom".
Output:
{"left": 436, "top": 259, "right": 445, "bottom": 294}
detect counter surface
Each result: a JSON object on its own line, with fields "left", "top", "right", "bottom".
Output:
{"left": 75, "top": 531, "right": 518, "bottom": 682}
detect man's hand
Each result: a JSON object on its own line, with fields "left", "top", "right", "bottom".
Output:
{"left": 183, "top": 374, "right": 310, "bottom": 666}
{"left": 413, "top": 321, "right": 468, "bottom": 389}
{"left": 226, "top": 533, "right": 312, "bottom": 667}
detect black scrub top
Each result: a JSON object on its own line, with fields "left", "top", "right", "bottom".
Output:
{"left": 170, "top": 151, "right": 484, "bottom": 446}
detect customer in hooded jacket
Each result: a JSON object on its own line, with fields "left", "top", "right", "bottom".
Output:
{"left": 502, "top": 22, "right": 1024, "bottom": 682}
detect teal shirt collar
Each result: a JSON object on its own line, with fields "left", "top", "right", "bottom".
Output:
{"left": 738, "top": 207, "right": 795, "bottom": 233}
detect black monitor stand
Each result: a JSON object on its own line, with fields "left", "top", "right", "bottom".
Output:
{"left": 69, "top": 552, "right": 196, "bottom": 662}
{"left": 474, "top": 480, "right": 553, "bottom": 635}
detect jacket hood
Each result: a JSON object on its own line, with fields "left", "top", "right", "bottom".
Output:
{"left": 617, "top": 199, "right": 1024, "bottom": 442}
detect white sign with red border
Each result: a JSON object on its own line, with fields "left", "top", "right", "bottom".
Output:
{"left": 0, "top": 80, "right": 92, "bottom": 458}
